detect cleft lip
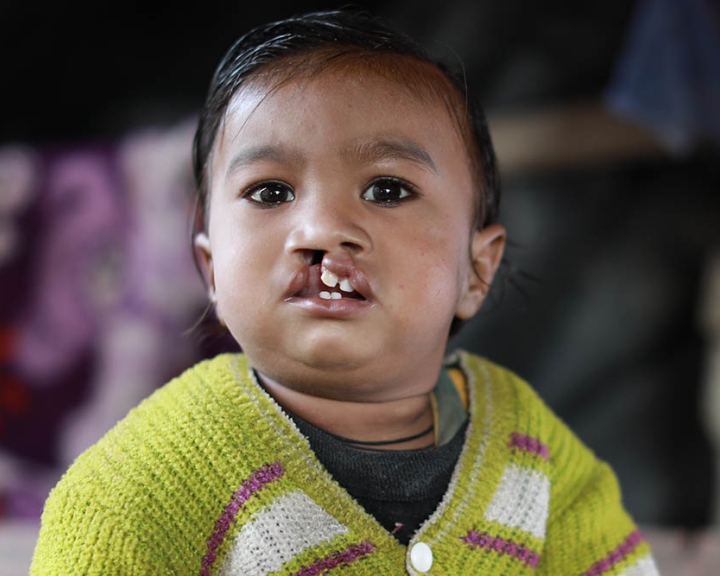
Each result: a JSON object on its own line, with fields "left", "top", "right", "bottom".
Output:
{"left": 285, "top": 262, "right": 373, "bottom": 301}
{"left": 342, "top": 267, "right": 373, "bottom": 301}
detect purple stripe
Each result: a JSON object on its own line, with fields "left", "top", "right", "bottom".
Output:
{"left": 200, "top": 461, "right": 284, "bottom": 576}
{"left": 509, "top": 432, "right": 550, "bottom": 461}
{"left": 463, "top": 530, "right": 540, "bottom": 569}
{"left": 581, "top": 530, "right": 645, "bottom": 576}
{"left": 290, "top": 541, "right": 375, "bottom": 576}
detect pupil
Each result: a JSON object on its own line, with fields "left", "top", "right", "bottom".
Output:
{"left": 374, "top": 182, "right": 398, "bottom": 201}
{"left": 261, "top": 186, "right": 285, "bottom": 203}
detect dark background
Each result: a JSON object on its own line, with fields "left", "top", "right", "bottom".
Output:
{"left": 1, "top": 0, "right": 719, "bottom": 529}
{"left": 2, "top": 0, "right": 635, "bottom": 144}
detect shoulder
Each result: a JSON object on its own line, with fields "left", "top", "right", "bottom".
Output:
{"left": 63, "top": 352, "right": 258, "bottom": 479}
{"left": 43, "top": 351, "right": 265, "bottom": 496}
{"left": 451, "top": 350, "right": 657, "bottom": 575}
{"left": 454, "top": 349, "right": 619, "bottom": 512}
{"left": 453, "top": 350, "right": 596, "bottom": 480}
{"left": 31, "top": 353, "right": 276, "bottom": 573}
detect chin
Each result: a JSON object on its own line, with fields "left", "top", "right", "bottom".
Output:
{"left": 295, "top": 343, "right": 374, "bottom": 373}
{"left": 286, "top": 325, "right": 380, "bottom": 364}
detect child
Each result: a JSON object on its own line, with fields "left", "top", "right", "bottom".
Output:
{"left": 31, "top": 8, "right": 659, "bottom": 576}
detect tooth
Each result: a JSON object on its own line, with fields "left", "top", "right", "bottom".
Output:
{"left": 321, "top": 269, "right": 338, "bottom": 288}
{"left": 339, "top": 279, "right": 353, "bottom": 292}
{"left": 330, "top": 292, "right": 342, "bottom": 300}
{"left": 319, "top": 291, "right": 332, "bottom": 300}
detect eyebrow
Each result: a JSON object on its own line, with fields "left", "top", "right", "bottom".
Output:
{"left": 224, "top": 138, "right": 438, "bottom": 179}
{"left": 225, "top": 145, "right": 303, "bottom": 179}
{"left": 346, "top": 139, "right": 437, "bottom": 173}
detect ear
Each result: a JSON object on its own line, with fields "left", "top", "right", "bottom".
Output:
{"left": 194, "top": 232, "right": 217, "bottom": 304}
{"left": 455, "top": 223, "right": 506, "bottom": 320}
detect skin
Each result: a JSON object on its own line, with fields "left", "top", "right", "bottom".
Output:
{"left": 195, "top": 63, "right": 505, "bottom": 448}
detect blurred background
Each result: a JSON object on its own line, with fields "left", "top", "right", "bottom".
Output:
{"left": 1, "top": 0, "right": 719, "bottom": 573}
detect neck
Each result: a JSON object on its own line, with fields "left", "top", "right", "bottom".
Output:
{"left": 256, "top": 371, "right": 434, "bottom": 451}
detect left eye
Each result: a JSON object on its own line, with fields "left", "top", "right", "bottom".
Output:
{"left": 361, "top": 179, "right": 415, "bottom": 206}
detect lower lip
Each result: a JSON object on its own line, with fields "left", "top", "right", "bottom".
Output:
{"left": 285, "top": 296, "right": 373, "bottom": 317}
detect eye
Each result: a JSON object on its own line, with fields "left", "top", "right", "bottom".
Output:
{"left": 361, "top": 178, "right": 416, "bottom": 206}
{"left": 245, "top": 181, "right": 295, "bottom": 206}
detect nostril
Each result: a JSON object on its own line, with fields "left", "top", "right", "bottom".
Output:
{"left": 341, "top": 241, "right": 362, "bottom": 253}
{"left": 307, "top": 249, "right": 324, "bottom": 266}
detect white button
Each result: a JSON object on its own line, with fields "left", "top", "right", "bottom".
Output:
{"left": 410, "top": 541, "right": 433, "bottom": 572}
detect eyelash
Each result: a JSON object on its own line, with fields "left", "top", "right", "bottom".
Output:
{"left": 241, "top": 177, "right": 418, "bottom": 208}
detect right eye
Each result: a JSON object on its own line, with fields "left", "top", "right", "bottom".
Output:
{"left": 245, "top": 181, "right": 295, "bottom": 206}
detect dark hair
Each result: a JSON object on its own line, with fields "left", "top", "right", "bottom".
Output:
{"left": 191, "top": 7, "right": 502, "bottom": 337}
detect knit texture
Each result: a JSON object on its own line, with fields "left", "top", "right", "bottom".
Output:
{"left": 31, "top": 351, "right": 659, "bottom": 575}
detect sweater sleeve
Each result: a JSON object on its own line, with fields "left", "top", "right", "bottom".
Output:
{"left": 537, "top": 414, "right": 658, "bottom": 575}
{"left": 30, "top": 478, "right": 159, "bottom": 575}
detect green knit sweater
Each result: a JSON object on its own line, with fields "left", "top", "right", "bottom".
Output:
{"left": 31, "top": 352, "right": 658, "bottom": 575}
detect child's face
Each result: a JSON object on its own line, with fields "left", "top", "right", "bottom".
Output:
{"left": 197, "top": 64, "right": 504, "bottom": 400}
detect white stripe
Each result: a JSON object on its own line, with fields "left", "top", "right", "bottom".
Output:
{"left": 484, "top": 464, "right": 550, "bottom": 539}
{"left": 617, "top": 555, "right": 660, "bottom": 576}
{"left": 219, "top": 491, "right": 348, "bottom": 576}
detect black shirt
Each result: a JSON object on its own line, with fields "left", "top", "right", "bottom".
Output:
{"left": 289, "top": 412, "right": 469, "bottom": 545}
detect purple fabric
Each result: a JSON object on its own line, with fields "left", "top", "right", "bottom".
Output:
{"left": 0, "top": 121, "right": 207, "bottom": 519}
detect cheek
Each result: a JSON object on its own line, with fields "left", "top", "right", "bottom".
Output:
{"left": 394, "top": 225, "right": 468, "bottom": 310}
{"left": 406, "top": 211, "right": 469, "bottom": 268}
{"left": 210, "top": 227, "right": 265, "bottom": 301}
{"left": 212, "top": 245, "right": 273, "bottom": 349}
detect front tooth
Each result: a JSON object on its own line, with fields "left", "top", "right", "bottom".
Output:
{"left": 319, "top": 291, "right": 332, "bottom": 300}
{"left": 339, "top": 279, "right": 353, "bottom": 292}
{"left": 330, "top": 292, "right": 342, "bottom": 300}
{"left": 321, "top": 269, "right": 338, "bottom": 288}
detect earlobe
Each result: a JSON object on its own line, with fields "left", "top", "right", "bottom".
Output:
{"left": 193, "top": 232, "right": 217, "bottom": 303}
{"left": 455, "top": 224, "right": 506, "bottom": 320}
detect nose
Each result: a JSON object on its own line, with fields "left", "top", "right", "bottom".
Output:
{"left": 285, "top": 192, "right": 372, "bottom": 259}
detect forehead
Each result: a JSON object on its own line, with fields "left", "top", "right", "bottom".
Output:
{"left": 247, "top": 50, "right": 465, "bottom": 112}
{"left": 213, "top": 54, "right": 473, "bottom": 173}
